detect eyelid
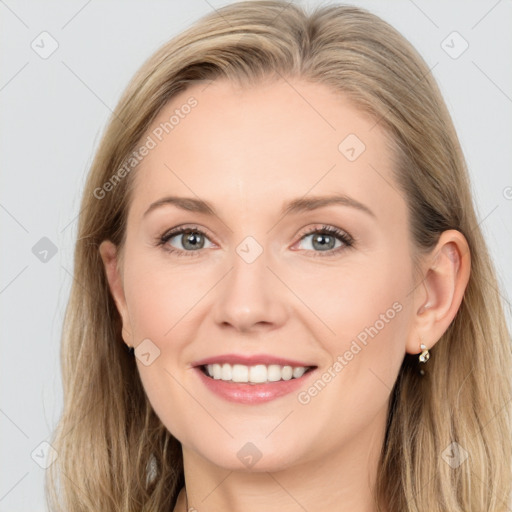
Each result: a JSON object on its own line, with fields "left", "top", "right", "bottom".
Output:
{"left": 291, "top": 224, "right": 354, "bottom": 255}
{"left": 159, "top": 223, "right": 215, "bottom": 243}
{"left": 157, "top": 223, "right": 354, "bottom": 257}
{"left": 157, "top": 224, "right": 217, "bottom": 253}
{"left": 295, "top": 224, "right": 353, "bottom": 243}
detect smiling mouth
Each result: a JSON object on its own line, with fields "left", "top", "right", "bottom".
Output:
{"left": 199, "top": 363, "right": 317, "bottom": 384}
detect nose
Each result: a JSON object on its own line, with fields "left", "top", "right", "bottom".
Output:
{"left": 212, "top": 244, "right": 289, "bottom": 333}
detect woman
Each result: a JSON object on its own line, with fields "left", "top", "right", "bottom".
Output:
{"left": 46, "top": 1, "right": 512, "bottom": 511}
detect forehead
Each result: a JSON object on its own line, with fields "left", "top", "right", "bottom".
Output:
{"left": 129, "top": 78, "right": 401, "bottom": 222}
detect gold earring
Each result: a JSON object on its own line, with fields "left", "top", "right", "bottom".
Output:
{"left": 418, "top": 341, "right": 430, "bottom": 375}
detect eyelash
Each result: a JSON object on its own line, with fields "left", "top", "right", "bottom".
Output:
{"left": 156, "top": 224, "right": 354, "bottom": 258}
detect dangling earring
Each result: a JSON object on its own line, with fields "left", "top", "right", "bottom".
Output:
{"left": 418, "top": 339, "right": 430, "bottom": 375}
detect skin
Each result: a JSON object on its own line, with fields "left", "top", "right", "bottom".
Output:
{"left": 100, "top": 78, "right": 470, "bottom": 512}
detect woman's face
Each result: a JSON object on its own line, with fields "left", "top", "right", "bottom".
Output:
{"left": 102, "top": 78, "right": 420, "bottom": 471}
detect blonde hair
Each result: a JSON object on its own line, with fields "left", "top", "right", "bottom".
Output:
{"left": 46, "top": 1, "right": 512, "bottom": 510}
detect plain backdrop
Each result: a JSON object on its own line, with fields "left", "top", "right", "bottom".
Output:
{"left": 1, "top": 0, "right": 511, "bottom": 510}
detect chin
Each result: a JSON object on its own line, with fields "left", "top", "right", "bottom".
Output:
{"left": 188, "top": 436, "right": 306, "bottom": 473}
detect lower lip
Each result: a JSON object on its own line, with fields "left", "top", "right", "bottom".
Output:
{"left": 194, "top": 367, "right": 316, "bottom": 405}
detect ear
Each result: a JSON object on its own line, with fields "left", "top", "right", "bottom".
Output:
{"left": 99, "top": 240, "right": 132, "bottom": 346}
{"left": 406, "top": 229, "right": 471, "bottom": 355}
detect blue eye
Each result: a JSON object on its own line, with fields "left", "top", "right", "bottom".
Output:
{"left": 158, "top": 226, "right": 214, "bottom": 256}
{"left": 157, "top": 224, "right": 354, "bottom": 257}
{"left": 295, "top": 225, "right": 353, "bottom": 257}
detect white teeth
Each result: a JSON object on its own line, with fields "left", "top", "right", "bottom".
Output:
{"left": 267, "top": 364, "right": 282, "bottom": 382}
{"left": 204, "top": 363, "right": 311, "bottom": 383}
{"left": 281, "top": 366, "right": 293, "bottom": 380}
{"left": 221, "top": 363, "right": 232, "bottom": 380}
{"left": 249, "top": 364, "right": 267, "bottom": 383}
{"left": 292, "top": 367, "right": 306, "bottom": 378}
{"left": 212, "top": 364, "right": 222, "bottom": 379}
{"left": 232, "top": 364, "right": 249, "bottom": 382}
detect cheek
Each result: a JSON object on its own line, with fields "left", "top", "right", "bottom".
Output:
{"left": 294, "top": 250, "right": 411, "bottom": 401}
{"left": 123, "top": 257, "right": 204, "bottom": 339}
{"left": 295, "top": 251, "right": 411, "bottom": 343}
{"left": 121, "top": 253, "right": 215, "bottom": 439}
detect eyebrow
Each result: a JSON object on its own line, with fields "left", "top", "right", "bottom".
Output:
{"left": 143, "top": 193, "right": 375, "bottom": 219}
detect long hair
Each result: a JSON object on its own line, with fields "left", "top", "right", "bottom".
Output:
{"left": 46, "top": 2, "right": 512, "bottom": 510}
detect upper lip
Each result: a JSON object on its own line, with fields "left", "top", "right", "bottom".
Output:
{"left": 191, "top": 354, "right": 317, "bottom": 368}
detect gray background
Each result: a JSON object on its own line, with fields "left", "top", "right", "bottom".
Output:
{"left": 1, "top": 0, "right": 511, "bottom": 510}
